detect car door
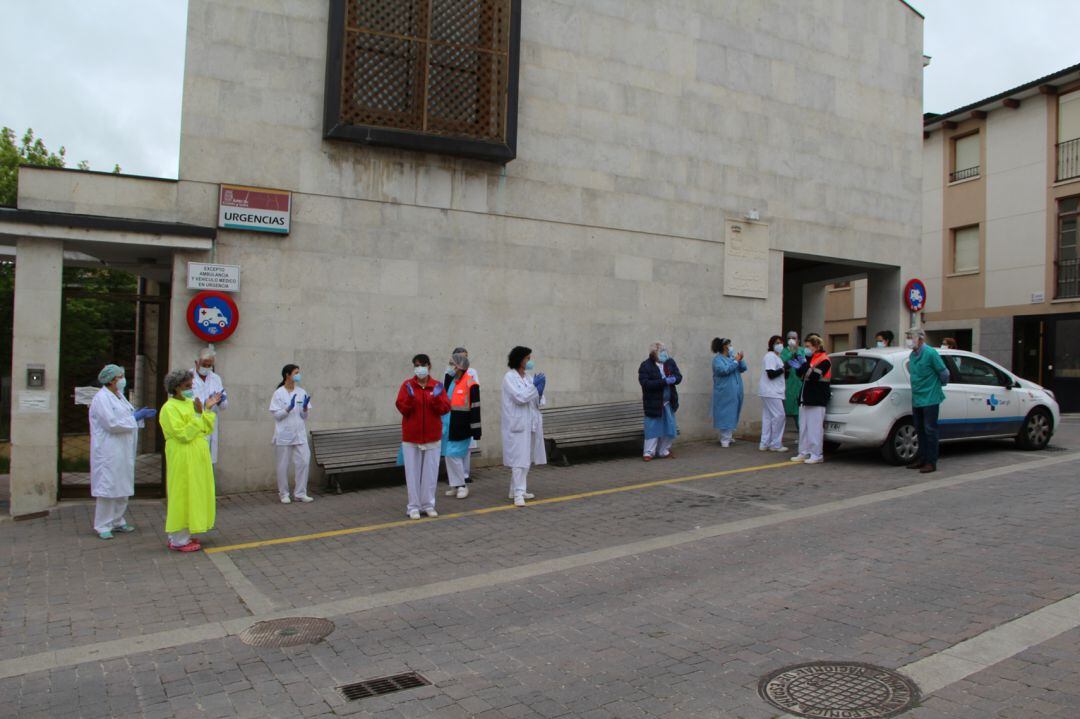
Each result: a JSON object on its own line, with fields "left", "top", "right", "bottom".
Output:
{"left": 934, "top": 355, "right": 974, "bottom": 439}
{"left": 947, "top": 354, "right": 1024, "bottom": 436}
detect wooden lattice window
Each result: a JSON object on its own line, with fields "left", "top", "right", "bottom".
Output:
{"left": 323, "top": 0, "right": 521, "bottom": 163}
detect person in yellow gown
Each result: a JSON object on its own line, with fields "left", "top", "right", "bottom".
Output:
{"left": 160, "top": 368, "right": 220, "bottom": 552}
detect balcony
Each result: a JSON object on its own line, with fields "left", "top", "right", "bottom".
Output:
{"left": 1057, "top": 138, "right": 1080, "bottom": 182}
{"left": 1058, "top": 257, "right": 1080, "bottom": 299}
{"left": 949, "top": 165, "right": 980, "bottom": 183}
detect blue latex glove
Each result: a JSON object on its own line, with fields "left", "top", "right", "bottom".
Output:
{"left": 288, "top": 394, "right": 296, "bottom": 412}
{"left": 219, "top": 390, "right": 227, "bottom": 403}
{"left": 533, "top": 373, "right": 547, "bottom": 397}
{"left": 406, "top": 383, "right": 414, "bottom": 398}
{"left": 432, "top": 382, "right": 444, "bottom": 398}
{"left": 133, "top": 407, "right": 156, "bottom": 422}
{"left": 302, "top": 395, "right": 311, "bottom": 411}
{"left": 664, "top": 375, "right": 677, "bottom": 385}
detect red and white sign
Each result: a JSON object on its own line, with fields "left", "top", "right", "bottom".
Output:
{"left": 218, "top": 184, "right": 291, "bottom": 234}
{"left": 187, "top": 291, "right": 240, "bottom": 343}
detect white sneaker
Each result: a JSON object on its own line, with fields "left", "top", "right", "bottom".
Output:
{"left": 769, "top": 446, "right": 790, "bottom": 453}
{"left": 280, "top": 496, "right": 292, "bottom": 504}
{"left": 721, "top": 441, "right": 731, "bottom": 448}
{"left": 425, "top": 509, "right": 439, "bottom": 518}
{"left": 509, "top": 492, "right": 535, "bottom": 500}
{"left": 790, "top": 455, "right": 808, "bottom": 463}
{"left": 295, "top": 495, "right": 314, "bottom": 503}
{"left": 445, "top": 488, "right": 457, "bottom": 496}
{"left": 408, "top": 510, "right": 421, "bottom": 520}
{"left": 804, "top": 457, "right": 824, "bottom": 465}
{"left": 514, "top": 496, "right": 526, "bottom": 507}
{"left": 456, "top": 486, "right": 469, "bottom": 499}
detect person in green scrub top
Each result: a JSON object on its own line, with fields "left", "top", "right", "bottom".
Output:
{"left": 781, "top": 330, "right": 807, "bottom": 419}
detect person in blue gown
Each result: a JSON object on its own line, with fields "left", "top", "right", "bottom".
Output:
{"left": 711, "top": 337, "right": 747, "bottom": 447}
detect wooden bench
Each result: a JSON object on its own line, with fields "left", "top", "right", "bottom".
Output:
{"left": 310, "top": 424, "right": 478, "bottom": 493}
{"left": 542, "top": 401, "right": 643, "bottom": 465}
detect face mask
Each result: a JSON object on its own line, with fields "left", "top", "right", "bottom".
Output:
{"left": 787, "top": 339, "right": 797, "bottom": 347}
{"left": 414, "top": 366, "right": 429, "bottom": 379}
{"left": 292, "top": 373, "right": 302, "bottom": 384}
{"left": 658, "top": 351, "right": 670, "bottom": 362}
{"left": 524, "top": 360, "right": 535, "bottom": 371}
{"left": 904, "top": 339, "right": 915, "bottom": 349}
{"left": 116, "top": 378, "right": 127, "bottom": 394}
{"left": 805, "top": 346, "right": 814, "bottom": 354}
{"left": 773, "top": 343, "right": 783, "bottom": 353}
{"left": 197, "top": 366, "right": 210, "bottom": 377}
{"left": 181, "top": 389, "right": 195, "bottom": 400}
{"left": 875, "top": 341, "right": 885, "bottom": 348}
{"left": 445, "top": 365, "right": 455, "bottom": 376}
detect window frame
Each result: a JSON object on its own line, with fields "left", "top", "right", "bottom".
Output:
{"left": 950, "top": 131, "right": 981, "bottom": 183}
{"left": 951, "top": 224, "right": 981, "bottom": 274}
{"left": 322, "top": 0, "right": 522, "bottom": 164}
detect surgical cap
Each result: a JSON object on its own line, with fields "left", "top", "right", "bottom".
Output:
{"left": 98, "top": 364, "right": 124, "bottom": 385}
{"left": 452, "top": 351, "right": 470, "bottom": 371}
{"left": 786, "top": 330, "right": 799, "bottom": 339}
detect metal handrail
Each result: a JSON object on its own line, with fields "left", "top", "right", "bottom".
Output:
{"left": 1057, "top": 257, "right": 1080, "bottom": 299}
{"left": 949, "top": 165, "right": 980, "bottom": 183}
{"left": 1057, "top": 138, "right": 1080, "bottom": 182}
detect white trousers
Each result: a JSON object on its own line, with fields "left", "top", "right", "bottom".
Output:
{"left": 463, "top": 450, "right": 471, "bottom": 479}
{"left": 643, "top": 436, "right": 674, "bottom": 457}
{"left": 275, "top": 443, "right": 311, "bottom": 499}
{"left": 798, "top": 405, "right": 826, "bottom": 461}
{"left": 403, "top": 443, "right": 439, "bottom": 512}
{"left": 446, "top": 456, "right": 467, "bottom": 488}
{"left": 510, "top": 466, "right": 529, "bottom": 498}
{"left": 93, "top": 497, "right": 128, "bottom": 533}
{"left": 759, "top": 397, "right": 786, "bottom": 449}
{"left": 168, "top": 529, "right": 191, "bottom": 547}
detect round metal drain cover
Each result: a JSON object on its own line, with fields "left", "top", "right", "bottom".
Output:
{"left": 238, "top": 617, "right": 335, "bottom": 648}
{"left": 758, "top": 661, "right": 919, "bottom": 719}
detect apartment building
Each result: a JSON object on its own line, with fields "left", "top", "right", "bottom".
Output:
{"left": 921, "top": 63, "right": 1080, "bottom": 411}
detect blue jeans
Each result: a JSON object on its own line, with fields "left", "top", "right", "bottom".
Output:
{"left": 913, "top": 404, "right": 940, "bottom": 466}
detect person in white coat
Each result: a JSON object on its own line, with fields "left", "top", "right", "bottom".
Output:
{"left": 269, "top": 363, "right": 313, "bottom": 503}
{"left": 89, "top": 364, "right": 156, "bottom": 539}
{"left": 758, "top": 335, "right": 790, "bottom": 453}
{"left": 192, "top": 346, "right": 227, "bottom": 465}
{"left": 501, "top": 346, "right": 547, "bottom": 507}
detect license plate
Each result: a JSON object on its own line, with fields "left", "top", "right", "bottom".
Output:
{"left": 825, "top": 422, "right": 842, "bottom": 432}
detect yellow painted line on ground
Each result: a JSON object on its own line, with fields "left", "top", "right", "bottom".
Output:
{"left": 205, "top": 460, "right": 794, "bottom": 554}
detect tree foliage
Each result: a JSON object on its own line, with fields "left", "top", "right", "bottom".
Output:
{"left": 0, "top": 127, "right": 118, "bottom": 207}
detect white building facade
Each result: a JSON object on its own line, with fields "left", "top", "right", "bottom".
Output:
{"left": 1, "top": 0, "right": 924, "bottom": 515}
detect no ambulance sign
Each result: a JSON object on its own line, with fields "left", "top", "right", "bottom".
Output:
{"left": 218, "top": 184, "right": 291, "bottom": 234}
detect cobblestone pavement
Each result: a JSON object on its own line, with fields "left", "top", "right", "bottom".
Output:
{"left": 0, "top": 419, "right": 1078, "bottom": 718}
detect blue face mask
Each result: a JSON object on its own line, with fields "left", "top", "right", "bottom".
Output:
{"left": 524, "top": 360, "right": 535, "bottom": 371}
{"left": 293, "top": 373, "right": 302, "bottom": 384}
{"left": 116, "top": 377, "right": 127, "bottom": 394}
{"left": 181, "top": 389, "right": 195, "bottom": 400}
{"left": 658, "top": 351, "right": 670, "bottom": 362}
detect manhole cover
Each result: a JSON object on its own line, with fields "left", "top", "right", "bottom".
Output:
{"left": 238, "top": 617, "right": 335, "bottom": 648}
{"left": 758, "top": 661, "right": 919, "bottom": 719}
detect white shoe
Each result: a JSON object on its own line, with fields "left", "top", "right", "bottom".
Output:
{"left": 721, "top": 441, "right": 731, "bottom": 448}
{"left": 514, "top": 496, "right": 526, "bottom": 507}
{"left": 758, "top": 445, "right": 768, "bottom": 451}
{"left": 408, "top": 510, "right": 421, "bottom": 520}
{"left": 509, "top": 492, "right": 535, "bottom": 500}
{"left": 456, "top": 486, "right": 469, "bottom": 499}
{"left": 425, "top": 509, "right": 439, "bottom": 518}
{"left": 790, "top": 455, "right": 808, "bottom": 463}
{"left": 295, "top": 495, "right": 314, "bottom": 503}
{"left": 769, "top": 446, "right": 790, "bottom": 453}
{"left": 804, "top": 457, "right": 824, "bottom": 465}
{"left": 445, "top": 488, "right": 457, "bottom": 496}
{"left": 280, "top": 496, "right": 292, "bottom": 504}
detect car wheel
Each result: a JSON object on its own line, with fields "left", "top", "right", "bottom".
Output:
{"left": 1016, "top": 408, "right": 1052, "bottom": 450}
{"left": 882, "top": 417, "right": 918, "bottom": 465}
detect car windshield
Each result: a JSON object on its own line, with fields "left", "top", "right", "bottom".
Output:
{"left": 830, "top": 356, "right": 892, "bottom": 385}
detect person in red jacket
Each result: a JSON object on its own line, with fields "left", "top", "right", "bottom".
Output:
{"left": 396, "top": 354, "right": 451, "bottom": 519}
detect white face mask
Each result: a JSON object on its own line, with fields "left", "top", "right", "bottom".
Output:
{"left": 773, "top": 343, "right": 783, "bottom": 353}
{"left": 787, "top": 338, "right": 797, "bottom": 347}
{"left": 116, "top": 377, "right": 127, "bottom": 394}
{"left": 904, "top": 338, "right": 916, "bottom": 349}
{"left": 197, "top": 366, "right": 210, "bottom": 377}
{"left": 414, "top": 366, "right": 429, "bottom": 379}
{"left": 875, "top": 341, "right": 885, "bottom": 348}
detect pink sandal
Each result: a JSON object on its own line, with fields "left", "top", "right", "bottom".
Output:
{"left": 168, "top": 540, "right": 201, "bottom": 553}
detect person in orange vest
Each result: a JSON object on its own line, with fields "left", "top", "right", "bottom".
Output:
{"left": 441, "top": 351, "right": 482, "bottom": 499}
{"left": 395, "top": 354, "right": 451, "bottom": 519}
{"left": 790, "top": 333, "right": 831, "bottom": 464}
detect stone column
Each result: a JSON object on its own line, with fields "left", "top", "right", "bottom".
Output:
{"left": 9, "top": 237, "right": 63, "bottom": 516}
{"left": 866, "top": 268, "right": 905, "bottom": 339}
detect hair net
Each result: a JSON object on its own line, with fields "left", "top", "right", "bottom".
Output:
{"left": 452, "top": 351, "right": 470, "bottom": 371}
{"left": 98, "top": 364, "right": 124, "bottom": 385}
{"left": 164, "top": 369, "right": 193, "bottom": 396}
{"left": 786, "top": 330, "right": 799, "bottom": 339}
{"left": 198, "top": 346, "right": 216, "bottom": 361}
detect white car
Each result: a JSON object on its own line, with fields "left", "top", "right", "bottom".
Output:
{"left": 823, "top": 347, "right": 1060, "bottom": 464}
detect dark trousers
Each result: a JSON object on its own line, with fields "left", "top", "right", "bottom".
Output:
{"left": 913, "top": 403, "right": 940, "bottom": 467}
